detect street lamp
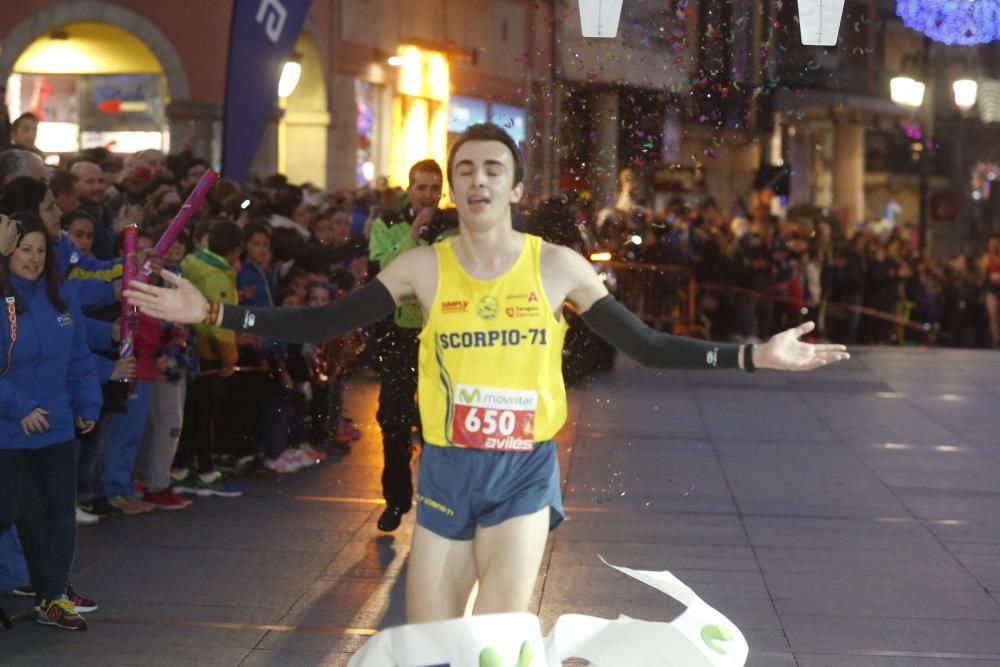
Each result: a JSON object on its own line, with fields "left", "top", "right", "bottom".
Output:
{"left": 889, "top": 37, "right": 983, "bottom": 252}
{"left": 890, "top": 76, "right": 926, "bottom": 108}
{"left": 278, "top": 60, "right": 302, "bottom": 98}
{"left": 952, "top": 79, "right": 978, "bottom": 112}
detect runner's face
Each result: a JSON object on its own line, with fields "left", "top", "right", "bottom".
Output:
{"left": 450, "top": 140, "right": 523, "bottom": 229}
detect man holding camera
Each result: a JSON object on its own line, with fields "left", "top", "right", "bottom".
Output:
{"left": 367, "top": 159, "right": 457, "bottom": 531}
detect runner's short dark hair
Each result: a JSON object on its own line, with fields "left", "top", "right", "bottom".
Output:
{"left": 447, "top": 123, "right": 524, "bottom": 188}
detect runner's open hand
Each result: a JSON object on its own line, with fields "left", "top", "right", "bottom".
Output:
{"left": 123, "top": 270, "right": 209, "bottom": 324}
{"left": 754, "top": 322, "right": 850, "bottom": 372}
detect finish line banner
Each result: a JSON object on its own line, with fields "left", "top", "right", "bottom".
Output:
{"left": 222, "top": 0, "right": 312, "bottom": 185}
{"left": 347, "top": 558, "right": 748, "bottom": 666}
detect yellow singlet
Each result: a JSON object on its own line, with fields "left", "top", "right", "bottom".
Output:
{"left": 418, "top": 234, "right": 568, "bottom": 450}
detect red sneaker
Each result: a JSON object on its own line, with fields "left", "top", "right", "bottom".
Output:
{"left": 67, "top": 583, "right": 98, "bottom": 613}
{"left": 36, "top": 598, "right": 87, "bottom": 630}
{"left": 337, "top": 421, "right": 362, "bottom": 441}
{"left": 144, "top": 488, "right": 193, "bottom": 510}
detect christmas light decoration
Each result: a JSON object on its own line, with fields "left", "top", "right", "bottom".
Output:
{"left": 896, "top": 0, "right": 1000, "bottom": 46}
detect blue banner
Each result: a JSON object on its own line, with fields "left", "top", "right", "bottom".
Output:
{"left": 222, "top": 0, "right": 312, "bottom": 184}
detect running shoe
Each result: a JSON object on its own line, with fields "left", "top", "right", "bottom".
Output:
{"left": 285, "top": 447, "right": 319, "bottom": 468}
{"left": 144, "top": 487, "right": 193, "bottom": 510}
{"left": 77, "top": 497, "right": 123, "bottom": 518}
{"left": 337, "top": 421, "right": 362, "bottom": 441}
{"left": 75, "top": 506, "right": 101, "bottom": 526}
{"left": 11, "top": 583, "right": 33, "bottom": 597}
{"left": 36, "top": 598, "right": 86, "bottom": 630}
{"left": 66, "top": 584, "right": 98, "bottom": 613}
{"left": 299, "top": 444, "right": 328, "bottom": 462}
{"left": 170, "top": 468, "right": 192, "bottom": 484}
{"left": 264, "top": 452, "right": 303, "bottom": 473}
{"left": 193, "top": 471, "right": 243, "bottom": 498}
{"left": 108, "top": 496, "right": 156, "bottom": 515}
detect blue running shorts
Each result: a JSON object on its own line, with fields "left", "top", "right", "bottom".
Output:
{"left": 415, "top": 439, "right": 565, "bottom": 540}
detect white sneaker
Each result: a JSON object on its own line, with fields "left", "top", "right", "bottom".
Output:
{"left": 76, "top": 506, "right": 100, "bottom": 526}
{"left": 265, "top": 453, "right": 302, "bottom": 473}
{"left": 283, "top": 447, "right": 318, "bottom": 468}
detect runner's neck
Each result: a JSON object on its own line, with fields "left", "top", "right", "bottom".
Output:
{"left": 451, "top": 227, "right": 524, "bottom": 280}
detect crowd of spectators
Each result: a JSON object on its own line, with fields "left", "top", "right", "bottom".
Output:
{"left": 0, "top": 131, "right": 380, "bottom": 629}
{"left": 529, "top": 191, "right": 1000, "bottom": 349}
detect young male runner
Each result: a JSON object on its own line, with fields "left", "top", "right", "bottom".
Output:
{"left": 125, "top": 123, "right": 849, "bottom": 623}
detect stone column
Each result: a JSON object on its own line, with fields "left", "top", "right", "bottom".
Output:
{"left": 592, "top": 89, "right": 619, "bottom": 209}
{"left": 833, "top": 115, "right": 866, "bottom": 228}
{"left": 327, "top": 72, "right": 360, "bottom": 190}
{"left": 788, "top": 124, "right": 813, "bottom": 206}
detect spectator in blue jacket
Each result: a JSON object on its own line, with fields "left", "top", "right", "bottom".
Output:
{"left": 0, "top": 176, "right": 120, "bottom": 312}
{"left": 0, "top": 213, "right": 102, "bottom": 631}
{"left": 236, "top": 221, "right": 274, "bottom": 308}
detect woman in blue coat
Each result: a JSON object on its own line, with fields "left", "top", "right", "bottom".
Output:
{"left": 0, "top": 212, "right": 102, "bottom": 631}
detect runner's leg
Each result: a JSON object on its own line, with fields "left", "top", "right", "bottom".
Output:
{"left": 471, "top": 507, "right": 550, "bottom": 615}
{"left": 406, "top": 524, "right": 478, "bottom": 623}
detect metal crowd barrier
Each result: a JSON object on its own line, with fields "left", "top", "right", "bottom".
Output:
{"left": 590, "top": 260, "right": 704, "bottom": 336}
{"left": 589, "top": 257, "right": 932, "bottom": 344}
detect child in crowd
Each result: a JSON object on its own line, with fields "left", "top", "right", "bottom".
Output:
{"left": 174, "top": 220, "right": 243, "bottom": 498}
{"left": 96, "top": 231, "right": 163, "bottom": 513}
{"left": 263, "top": 288, "right": 323, "bottom": 472}
{"left": 237, "top": 222, "right": 274, "bottom": 308}
{"left": 305, "top": 281, "right": 364, "bottom": 453}
{"left": 78, "top": 230, "right": 158, "bottom": 518}
{"left": 61, "top": 210, "right": 97, "bottom": 258}
{"left": 135, "top": 228, "right": 195, "bottom": 510}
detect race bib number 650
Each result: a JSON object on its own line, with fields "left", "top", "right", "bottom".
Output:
{"left": 451, "top": 384, "right": 537, "bottom": 451}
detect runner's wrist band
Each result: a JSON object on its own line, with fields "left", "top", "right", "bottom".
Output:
{"left": 744, "top": 344, "right": 756, "bottom": 373}
{"left": 202, "top": 301, "right": 222, "bottom": 326}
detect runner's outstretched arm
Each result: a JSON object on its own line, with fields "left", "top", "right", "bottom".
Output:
{"left": 556, "top": 246, "right": 849, "bottom": 372}
{"left": 123, "top": 250, "right": 423, "bottom": 345}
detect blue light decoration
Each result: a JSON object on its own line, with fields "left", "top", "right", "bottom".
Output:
{"left": 896, "top": 0, "right": 1000, "bottom": 45}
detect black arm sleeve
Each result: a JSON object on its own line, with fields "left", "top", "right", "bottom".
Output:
{"left": 219, "top": 278, "right": 397, "bottom": 345}
{"left": 580, "top": 294, "right": 742, "bottom": 370}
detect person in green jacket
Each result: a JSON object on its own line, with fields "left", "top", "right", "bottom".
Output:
{"left": 367, "top": 160, "right": 457, "bottom": 531}
{"left": 174, "top": 220, "right": 243, "bottom": 498}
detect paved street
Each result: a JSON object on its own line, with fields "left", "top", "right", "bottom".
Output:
{"left": 3, "top": 347, "right": 1000, "bottom": 666}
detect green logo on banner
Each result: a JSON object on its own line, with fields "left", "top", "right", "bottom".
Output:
{"left": 479, "top": 640, "right": 533, "bottom": 667}
{"left": 701, "top": 624, "right": 734, "bottom": 654}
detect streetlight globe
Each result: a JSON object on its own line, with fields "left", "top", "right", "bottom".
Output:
{"left": 952, "top": 79, "right": 978, "bottom": 111}
{"left": 890, "top": 76, "right": 925, "bottom": 108}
